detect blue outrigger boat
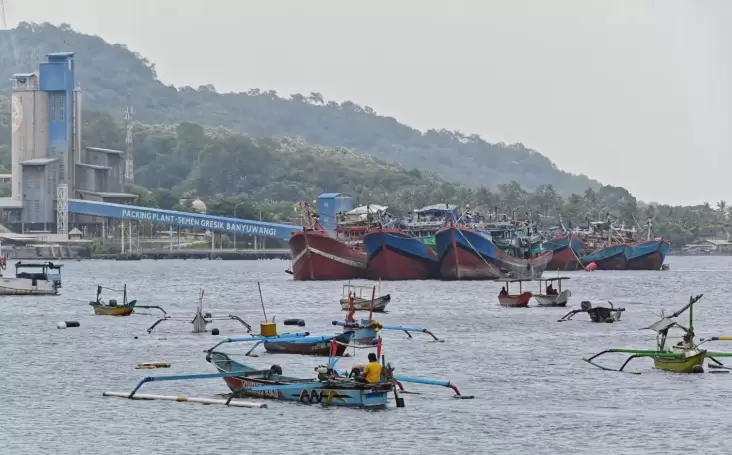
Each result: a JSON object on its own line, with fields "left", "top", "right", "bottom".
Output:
{"left": 103, "top": 337, "right": 472, "bottom": 409}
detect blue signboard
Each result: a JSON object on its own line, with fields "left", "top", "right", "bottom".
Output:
{"left": 68, "top": 199, "right": 301, "bottom": 240}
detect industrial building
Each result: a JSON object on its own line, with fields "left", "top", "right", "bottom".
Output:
{"left": 1, "top": 51, "right": 137, "bottom": 235}
{"left": 317, "top": 193, "right": 353, "bottom": 236}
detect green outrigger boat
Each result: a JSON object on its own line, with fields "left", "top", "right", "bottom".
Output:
{"left": 584, "top": 294, "right": 732, "bottom": 374}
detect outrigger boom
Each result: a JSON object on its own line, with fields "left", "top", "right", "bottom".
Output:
{"left": 331, "top": 320, "right": 442, "bottom": 341}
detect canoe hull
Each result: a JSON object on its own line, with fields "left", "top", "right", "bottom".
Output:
{"left": 339, "top": 295, "right": 390, "bottom": 312}
{"left": 0, "top": 277, "right": 59, "bottom": 295}
{"left": 209, "top": 351, "right": 390, "bottom": 407}
{"left": 587, "top": 307, "right": 622, "bottom": 322}
{"left": 498, "top": 292, "right": 532, "bottom": 307}
{"left": 92, "top": 305, "right": 135, "bottom": 316}
{"left": 534, "top": 290, "right": 571, "bottom": 307}
{"left": 263, "top": 332, "right": 352, "bottom": 356}
{"left": 653, "top": 350, "right": 706, "bottom": 373}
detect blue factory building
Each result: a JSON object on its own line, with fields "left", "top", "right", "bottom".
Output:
{"left": 1, "top": 50, "right": 356, "bottom": 243}
{"left": 2, "top": 51, "right": 138, "bottom": 233}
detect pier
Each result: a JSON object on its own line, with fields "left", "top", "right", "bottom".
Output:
{"left": 89, "top": 248, "right": 291, "bottom": 260}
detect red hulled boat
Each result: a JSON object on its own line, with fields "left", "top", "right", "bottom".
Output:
{"left": 289, "top": 202, "right": 383, "bottom": 281}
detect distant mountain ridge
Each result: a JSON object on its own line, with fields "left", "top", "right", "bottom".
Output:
{"left": 0, "top": 22, "right": 603, "bottom": 196}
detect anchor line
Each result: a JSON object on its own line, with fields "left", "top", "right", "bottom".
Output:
{"left": 292, "top": 246, "right": 366, "bottom": 269}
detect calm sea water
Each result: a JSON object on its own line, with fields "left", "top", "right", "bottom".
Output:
{"left": 1, "top": 256, "right": 731, "bottom": 454}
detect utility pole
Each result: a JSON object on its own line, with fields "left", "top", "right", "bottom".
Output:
{"left": 0, "top": 0, "right": 7, "bottom": 30}
{"left": 124, "top": 106, "right": 134, "bottom": 183}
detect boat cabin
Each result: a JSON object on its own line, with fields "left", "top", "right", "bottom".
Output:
{"left": 14, "top": 261, "right": 63, "bottom": 288}
{"left": 342, "top": 281, "right": 382, "bottom": 299}
{"left": 536, "top": 277, "right": 570, "bottom": 295}
{"left": 499, "top": 278, "right": 533, "bottom": 295}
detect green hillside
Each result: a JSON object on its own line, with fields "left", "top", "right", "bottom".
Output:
{"left": 0, "top": 22, "right": 601, "bottom": 196}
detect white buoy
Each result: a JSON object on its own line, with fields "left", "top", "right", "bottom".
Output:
{"left": 102, "top": 392, "right": 267, "bottom": 408}
{"left": 57, "top": 321, "right": 80, "bottom": 329}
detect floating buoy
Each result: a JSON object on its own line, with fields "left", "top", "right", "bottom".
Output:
{"left": 692, "top": 365, "right": 705, "bottom": 374}
{"left": 284, "top": 318, "right": 306, "bottom": 327}
{"left": 211, "top": 328, "right": 220, "bottom": 335}
{"left": 57, "top": 321, "right": 80, "bottom": 329}
{"left": 136, "top": 362, "right": 171, "bottom": 369}
{"left": 584, "top": 262, "right": 597, "bottom": 272}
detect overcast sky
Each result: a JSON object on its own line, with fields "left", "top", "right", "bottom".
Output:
{"left": 4, "top": 0, "right": 731, "bottom": 205}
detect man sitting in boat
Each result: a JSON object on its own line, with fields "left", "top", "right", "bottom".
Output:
{"left": 546, "top": 284, "right": 558, "bottom": 295}
{"left": 358, "top": 353, "right": 383, "bottom": 383}
{"left": 499, "top": 287, "right": 508, "bottom": 296}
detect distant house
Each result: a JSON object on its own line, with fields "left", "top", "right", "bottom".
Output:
{"left": 69, "top": 228, "right": 83, "bottom": 240}
{"left": 683, "top": 239, "right": 732, "bottom": 254}
{"left": 698, "top": 227, "right": 727, "bottom": 242}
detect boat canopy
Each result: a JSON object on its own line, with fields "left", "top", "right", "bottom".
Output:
{"left": 347, "top": 205, "right": 388, "bottom": 215}
{"left": 538, "top": 277, "right": 571, "bottom": 282}
{"left": 645, "top": 318, "right": 677, "bottom": 333}
{"left": 414, "top": 204, "right": 459, "bottom": 215}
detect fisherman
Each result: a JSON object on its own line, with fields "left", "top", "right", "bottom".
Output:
{"left": 546, "top": 283, "right": 557, "bottom": 295}
{"left": 499, "top": 287, "right": 508, "bottom": 296}
{"left": 359, "top": 353, "right": 383, "bottom": 383}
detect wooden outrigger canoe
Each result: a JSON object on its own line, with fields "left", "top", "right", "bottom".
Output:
{"left": 89, "top": 284, "right": 138, "bottom": 316}
{"left": 90, "top": 284, "right": 167, "bottom": 317}
{"left": 339, "top": 281, "right": 390, "bottom": 312}
{"left": 558, "top": 301, "right": 625, "bottom": 323}
{"left": 498, "top": 279, "right": 532, "bottom": 307}
{"left": 102, "top": 339, "right": 473, "bottom": 409}
{"left": 533, "top": 277, "right": 571, "bottom": 307}
{"left": 583, "top": 294, "right": 732, "bottom": 373}
{"left": 334, "top": 287, "right": 441, "bottom": 345}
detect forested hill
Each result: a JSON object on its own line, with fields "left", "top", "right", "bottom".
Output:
{"left": 0, "top": 22, "right": 602, "bottom": 196}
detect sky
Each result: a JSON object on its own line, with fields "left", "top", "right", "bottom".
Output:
{"left": 3, "top": 0, "right": 731, "bottom": 205}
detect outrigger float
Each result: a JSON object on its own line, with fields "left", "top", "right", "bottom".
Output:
{"left": 146, "top": 289, "right": 252, "bottom": 334}
{"left": 558, "top": 301, "right": 625, "bottom": 323}
{"left": 339, "top": 282, "right": 390, "bottom": 312}
{"left": 583, "top": 294, "right": 732, "bottom": 374}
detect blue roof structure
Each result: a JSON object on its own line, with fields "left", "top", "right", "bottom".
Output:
{"left": 68, "top": 199, "right": 301, "bottom": 240}
{"left": 319, "top": 193, "right": 344, "bottom": 198}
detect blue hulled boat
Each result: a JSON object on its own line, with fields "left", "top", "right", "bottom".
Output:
{"left": 581, "top": 243, "right": 633, "bottom": 270}
{"left": 435, "top": 223, "right": 552, "bottom": 280}
{"left": 626, "top": 237, "right": 671, "bottom": 270}
{"left": 364, "top": 228, "right": 440, "bottom": 280}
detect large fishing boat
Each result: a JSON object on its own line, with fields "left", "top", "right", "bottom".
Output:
{"left": 363, "top": 204, "right": 456, "bottom": 280}
{"left": 289, "top": 202, "right": 388, "bottom": 281}
{"left": 542, "top": 216, "right": 585, "bottom": 271}
{"left": 435, "top": 211, "right": 553, "bottom": 280}
{"left": 580, "top": 220, "right": 635, "bottom": 270}
{"left": 625, "top": 219, "right": 671, "bottom": 270}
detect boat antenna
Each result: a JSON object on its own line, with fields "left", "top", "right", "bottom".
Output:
{"left": 257, "top": 281, "right": 268, "bottom": 322}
